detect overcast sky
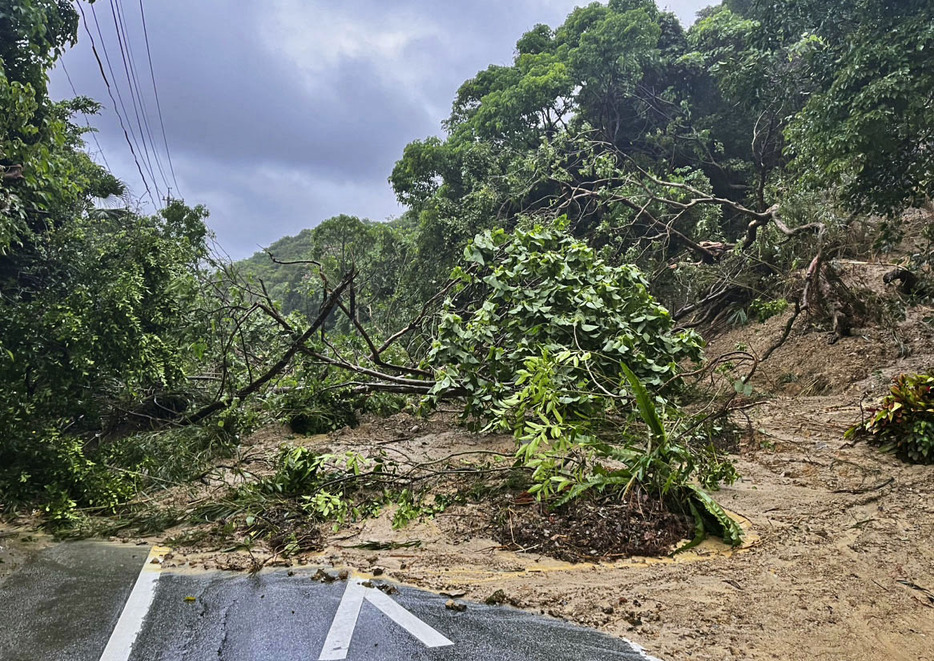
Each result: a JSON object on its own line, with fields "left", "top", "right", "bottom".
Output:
{"left": 50, "top": 0, "right": 709, "bottom": 259}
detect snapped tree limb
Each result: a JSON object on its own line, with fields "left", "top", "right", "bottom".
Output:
{"left": 184, "top": 270, "right": 356, "bottom": 425}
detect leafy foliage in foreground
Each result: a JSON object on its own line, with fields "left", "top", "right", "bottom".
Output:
{"left": 547, "top": 364, "right": 742, "bottom": 547}
{"left": 0, "top": 201, "right": 211, "bottom": 506}
{"left": 194, "top": 446, "right": 461, "bottom": 556}
{"left": 849, "top": 372, "right": 934, "bottom": 464}
{"left": 424, "top": 226, "right": 740, "bottom": 545}
{"left": 427, "top": 224, "right": 703, "bottom": 422}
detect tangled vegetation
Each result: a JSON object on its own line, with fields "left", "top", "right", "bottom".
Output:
{"left": 2, "top": 0, "right": 933, "bottom": 555}
{"left": 426, "top": 224, "right": 703, "bottom": 417}
{"left": 420, "top": 226, "right": 741, "bottom": 543}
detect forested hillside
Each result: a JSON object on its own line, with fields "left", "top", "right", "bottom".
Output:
{"left": 237, "top": 214, "right": 416, "bottom": 324}
{"left": 1, "top": 0, "right": 931, "bottom": 553}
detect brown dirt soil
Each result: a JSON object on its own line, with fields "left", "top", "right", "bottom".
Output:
{"left": 285, "top": 402, "right": 930, "bottom": 661}
{"left": 701, "top": 259, "right": 934, "bottom": 401}
{"left": 149, "top": 392, "right": 933, "bottom": 660}
{"left": 145, "top": 256, "right": 934, "bottom": 659}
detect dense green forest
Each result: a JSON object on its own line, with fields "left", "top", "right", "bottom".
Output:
{"left": 2, "top": 0, "right": 932, "bottom": 538}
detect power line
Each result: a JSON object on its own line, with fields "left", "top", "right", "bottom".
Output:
{"left": 84, "top": 0, "right": 161, "bottom": 206}
{"left": 85, "top": 1, "right": 163, "bottom": 205}
{"left": 76, "top": 0, "right": 157, "bottom": 208}
{"left": 74, "top": 0, "right": 181, "bottom": 207}
{"left": 109, "top": 0, "right": 170, "bottom": 195}
{"left": 93, "top": 0, "right": 162, "bottom": 202}
{"left": 137, "top": 0, "right": 181, "bottom": 197}
{"left": 60, "top": 60, "right": 114, "bottom": 175}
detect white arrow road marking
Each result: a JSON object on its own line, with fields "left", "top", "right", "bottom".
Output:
{"left": 99, "top": 546, "right": 169, "bottom": 661}
{"left": 318, "top": 577, "right": 367, "bottom": 661}
{"left": 319, "top": 578, "right": 454, "bottom": 660}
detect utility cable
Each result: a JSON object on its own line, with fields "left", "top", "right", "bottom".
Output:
{"left": 76, "top": 1, "right": 156, "bottom": 208}
{"left": 110, "top": 0, "right": 170, "bottom": 196}
{"left": 137, "top": 0, "right": 181, "bottom": 197}
{"left": 104, "top": 0, "right": 164, "bottom": 201}
{"left": 90, "top": 0, "right": 157, "bottom": 195}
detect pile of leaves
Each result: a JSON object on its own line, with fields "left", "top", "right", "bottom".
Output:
{"left": 498, "top": 487, "right": 694, "bottom": 562}
{"left": 849, "top": 372, "right": 934, "bottom": 464}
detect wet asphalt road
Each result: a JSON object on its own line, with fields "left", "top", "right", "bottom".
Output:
{"left": 0, "top": 541, "right": 660, "bottom": 661}
{"left": 0, "top": 540, "right": 145, "bottom": 660}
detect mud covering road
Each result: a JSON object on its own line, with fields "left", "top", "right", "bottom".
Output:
{"left": 0, "top": 541, "right": 661, "bottom": 660}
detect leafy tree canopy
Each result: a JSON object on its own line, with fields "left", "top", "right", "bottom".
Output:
{"left": 0, "top": 1, "right": 213, "bottom": 508}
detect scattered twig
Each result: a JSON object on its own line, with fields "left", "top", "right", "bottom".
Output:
{"left": 832, "top": 477, "right": 895, "bottom": 495}
{"left": 897, "top": 580, "right": 934, "bottom": 607}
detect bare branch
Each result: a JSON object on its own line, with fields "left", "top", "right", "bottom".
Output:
{"left": 184, "top": 270, "right": 356, "bottom": 425}
{"left": 264, "top": 249, "right": 322, "bottom": 268}
{"left": 333, "top": 298, "right": 433, "bottom": 378}
{"left": 376, "top": 272, "right": 467, "bottom": 355}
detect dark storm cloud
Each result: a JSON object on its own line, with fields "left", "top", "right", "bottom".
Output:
{"left": 160, "top": 54, "right": 434, "bottom": 181}
{"left": 178, "top": 152, "right": 401, "bottom": 259}
{"left": 50, "top": 0, "right": 707, "bottom": 258}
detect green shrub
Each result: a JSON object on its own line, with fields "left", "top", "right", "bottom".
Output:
{"left": 748, "top": 297, "right": 789, "bottom": 323}
{"left": 102, "top": 422, "right": 241, "bottom": 487}
{"left": 849, "top": 372, "right": 934, "bottom": 463}
{"left": 0, "top": 427, "right": 136, "bottom": 524}
{"left": 260, "top": 446, "right": 329, "bottom": 497}
{"left": 421, "top": 226, "right": 741, "bottom": 545}
{"left": 425, "top": 224, "right": 703, "bottom": 425}
{"left": 552, "top": 365, "right": 744, "bottom": 547}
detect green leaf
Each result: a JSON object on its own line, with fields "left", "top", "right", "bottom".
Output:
{"left": 621, "top": 363, "right": 665, "bottom": 440}
{"left": 685, "top": 485, "right": 744, "bottom": 547}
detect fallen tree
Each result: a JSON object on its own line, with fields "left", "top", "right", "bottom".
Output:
{"left": 189, "top": 225, "right": 744, "bottom": 546}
